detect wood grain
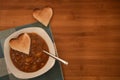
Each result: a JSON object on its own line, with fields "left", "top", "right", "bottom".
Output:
{"left": 0, "top": 0, "right": 120, "bottom": 80}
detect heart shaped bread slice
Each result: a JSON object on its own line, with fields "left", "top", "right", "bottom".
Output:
{"left": 9, "top": 33, "right": 31, "bottom": 55}
{"left": 33, "top": 7, "right": 53, "bottom": 26}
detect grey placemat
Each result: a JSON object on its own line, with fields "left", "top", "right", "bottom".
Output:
{"left": 0, "top": 22, "right": 64, "bottom": 80}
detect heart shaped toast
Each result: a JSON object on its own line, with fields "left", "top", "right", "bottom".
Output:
{"left": 33, "top": 7, "right": 53, "bottom": 26}
{"left": 9, "top": 33, "right": 31, "bottom": 55}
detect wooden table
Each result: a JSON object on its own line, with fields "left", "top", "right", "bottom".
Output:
{"left": 0, "top": 0, "right": 120, "bottom": 80}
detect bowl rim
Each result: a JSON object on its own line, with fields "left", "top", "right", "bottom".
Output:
{"left": 4, "top": 27, "right": 55, "bottom": 79}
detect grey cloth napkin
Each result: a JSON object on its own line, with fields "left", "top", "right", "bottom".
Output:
{"left": 0, "top": 22, "right": 64, "bottom": 80}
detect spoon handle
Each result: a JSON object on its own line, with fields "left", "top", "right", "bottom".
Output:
{"left": 43, "top": 50, "right": 68, "bottom": 65}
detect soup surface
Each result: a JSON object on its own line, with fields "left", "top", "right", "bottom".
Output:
{"left": 10, "top": 33, "right": 49, "bottom": 72}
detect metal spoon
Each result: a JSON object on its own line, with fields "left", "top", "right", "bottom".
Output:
{"left": 43, "top": 50, "right": 68, "bottom": 65}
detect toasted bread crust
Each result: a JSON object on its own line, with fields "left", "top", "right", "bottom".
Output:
{"left": 33, "top": 7, "right": 53, "bottom": 26}
{"left": 9, "top": 33, "right": 31, "bottom": 55}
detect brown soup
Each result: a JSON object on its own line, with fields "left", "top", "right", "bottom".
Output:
{"left": 10, "top": 33, "right": 49, "bottom": 72}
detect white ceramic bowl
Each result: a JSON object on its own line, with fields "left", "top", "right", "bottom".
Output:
{"left": 4, "top": 27, "right": 55, "bottom": 79}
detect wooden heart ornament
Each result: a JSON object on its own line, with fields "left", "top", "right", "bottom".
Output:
{"left": 33, "top": 7, "right": 53, "bottom": 26}
{"left": 9, "top": 33, "right": 31, "bottom": 55}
